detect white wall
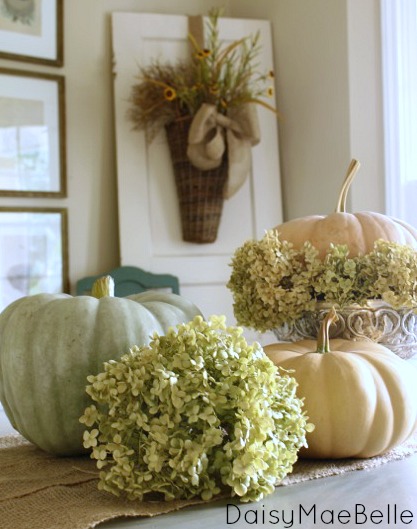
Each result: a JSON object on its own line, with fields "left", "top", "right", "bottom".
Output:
{"left": 231, "top": 0, "right": 384, "bottom": 219}
{"left": 346, "top": 0, "right": 384, "bottom": 214}
{"left": 0, "top": 0, "right": 384, "bottom": 294}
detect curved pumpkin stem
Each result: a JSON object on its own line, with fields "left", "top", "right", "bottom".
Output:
{"left": 316, "top": 307, "right": 339, "bottom": 353}
{"left": 91, "top": 275, "right": 115, "bottom": 298}
{"left": 335, "top": 159, "right": 361, "bottom": 213}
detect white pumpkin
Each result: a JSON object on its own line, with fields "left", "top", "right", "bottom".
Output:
{"left": 265, "top": 308, "right": 417, "bottom": 458}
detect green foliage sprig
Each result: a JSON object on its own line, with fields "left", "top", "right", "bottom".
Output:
{"left": 227, "top": 231, "right": 417, "bottom": 332}
{"left": 80, "top": 315, "right": 311, "bottom": 503}
{"left": 128, "top": 8, "right": 276, "bottom": 141}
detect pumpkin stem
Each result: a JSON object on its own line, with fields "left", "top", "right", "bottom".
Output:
{"left": 335, "top": 159, "right": 361, "bottom": 213}
{"left": 316, "top": 307, "right": 339, "bottom": 353}
{"left": 91, "top": 275, "right": 115, "bottom": 298}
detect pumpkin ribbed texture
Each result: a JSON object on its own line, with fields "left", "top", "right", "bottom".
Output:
{"left": 0, "top": 291, "right": 201, "bottom": 455}
{"left": 265, "top": 339, "right": 417, "bottom": 459}
{"left": 276, "top": 212, "right": 417, "bottom": 258}
{"left": 275, "top": 160, "right": 417, "bottom": 258}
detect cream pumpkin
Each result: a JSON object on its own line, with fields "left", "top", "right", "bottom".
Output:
{"left": 275, "top": 160, "right": 417, "bottom": 258}
{"left": 265, "top": 309, "right": 417, "bottom": 459}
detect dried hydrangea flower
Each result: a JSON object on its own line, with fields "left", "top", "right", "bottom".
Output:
{"left": 81, "top": 315, "right": 311, "bottom": 503}
{"left": 228, "top": 230, "right": 417, "bottom": 331}
{"left": 227, "top": 231, "right": 321, "bottom": 330}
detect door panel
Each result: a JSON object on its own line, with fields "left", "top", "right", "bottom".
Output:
{"left": 112, "top": 13, "right": 282, "bottom": 344}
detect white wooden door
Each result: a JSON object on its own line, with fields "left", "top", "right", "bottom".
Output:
{"left": 111, "top": 13, "right": 282, "bottom": 344}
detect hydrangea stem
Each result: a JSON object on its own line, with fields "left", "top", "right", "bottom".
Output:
{"left": 316, "top": 307, "right": 339, "bottom": 353}
{"left": 91, "top": 276, "right": 115, "bottom": 298}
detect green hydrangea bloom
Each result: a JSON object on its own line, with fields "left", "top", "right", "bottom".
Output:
{"left": 81, "top": 315, "right": 311, "bottom": 503}
{"left": 227, "top": 231, "right": 321, "bottom": 331}
{"left": 228, "top": 231, "right": 417, "bottom": 331}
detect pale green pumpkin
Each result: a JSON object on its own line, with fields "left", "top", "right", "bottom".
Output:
{"left": 0, "top": 277, "right": 202, "bottom": 455}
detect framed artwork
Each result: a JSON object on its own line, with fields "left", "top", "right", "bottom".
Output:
{"left": 0, "top": 67, "right": 66, "bottom": 197}
{"left": 0, "top": 0, "right": 63, "bottom": 66}
{"left": 0, "top": 207, "right": 69, "bottom": 312}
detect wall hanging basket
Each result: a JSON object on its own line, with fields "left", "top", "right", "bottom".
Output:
{"left": 165, "top": 118, "right": 228, "bottom": 243}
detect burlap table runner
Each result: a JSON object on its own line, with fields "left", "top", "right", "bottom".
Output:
{"left": 1, "top": 433, "right": 417, "bottom": 529}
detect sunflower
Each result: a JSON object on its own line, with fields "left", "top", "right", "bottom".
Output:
{"left": 164, "top": 87, "right": 177, "bottom": 101}
{"left": 128, "top": 8, "right": 279, "bottom": 140}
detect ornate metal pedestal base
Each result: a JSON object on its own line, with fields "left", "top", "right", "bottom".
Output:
{"left": 273, "top": 301, "right": 417, "bottom": 359}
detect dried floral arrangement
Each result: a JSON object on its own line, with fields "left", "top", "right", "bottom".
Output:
{"left": 227, "top": 230, "right": 417, "bottom": 332}
{"left": 81, "top": 315, "right": 311, "bottom": 503}
{"left": 128, "top": 9, "right": 277, "bottom": 141}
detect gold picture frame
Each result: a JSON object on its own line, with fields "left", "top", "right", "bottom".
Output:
{"left": 0, "top": 0, "right": 63, "bottom": 66}
{"left": 0, "top": 67, "right": 66, "bottom": 197}
{"left": 0, "top": 206, "right": 69, "bottom": 311}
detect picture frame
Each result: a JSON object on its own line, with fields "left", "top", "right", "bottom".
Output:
{"left": 0, "top": 207, "right": 69, "bottom": 312}
{"left": 0, "top": 67, "right": 66, "bottom": 197}
{"left": 0, "top": 0, "right": 63, "bottom": 66}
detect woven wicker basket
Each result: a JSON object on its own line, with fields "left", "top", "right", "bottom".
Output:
{"left": 165, "top": 118, "right": 228, "bottom": 243}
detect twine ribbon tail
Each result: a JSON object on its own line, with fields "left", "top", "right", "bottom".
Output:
{"left": 187, "top": 103, "right": 261, "bottom": 199}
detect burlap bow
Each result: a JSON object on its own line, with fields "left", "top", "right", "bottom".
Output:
{"left": 187, "top": 103, "right": 261, "bottom": 198}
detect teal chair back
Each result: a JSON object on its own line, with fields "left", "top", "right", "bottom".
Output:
{"left": 76, "top": 266, "right": 180, "bottom": 297}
